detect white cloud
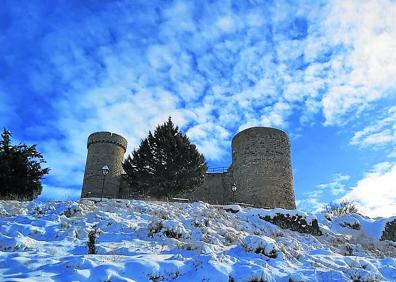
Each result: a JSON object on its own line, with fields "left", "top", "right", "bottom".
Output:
{"left": 34, "top": 0, "right": 396, "bottom": 147}
{"left": 146, "top": 44, "right": 175, "bottom": 70}
{"left": 350, "top": 106, "right": 396, "bottom": 156}
{"left": 320, "top": 0, "right": 396, "bottom": 125}
{"left": 216, "top": 16, "right": 236, "bottom": 33}
{"left": 186, "top": 123, "right": 231, "bottom": 160}
{"left": 261, "top": 102, "right": 292, "bottom": 128}
{"left": 342, "top": 162, "right": 396, "bottom": 218}
{"left": 246, "top": 12, "right": 266, "bottom": 27}
{"left": 297, "top": 190, "right": 325, "bottom": 213}
{"left": 299, "top": 173, "right": 351, "bottom": 212}
{"left": 317, "top": 173, "right": 350, "bottom": 196}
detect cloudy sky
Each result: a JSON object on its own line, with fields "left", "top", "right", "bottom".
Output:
{"left": 1, "top": 0, "right": 395, "bottom": 217}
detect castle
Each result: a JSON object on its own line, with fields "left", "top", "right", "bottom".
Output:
{"left": 81, "top": 127, "right": 296, "bottom": 209}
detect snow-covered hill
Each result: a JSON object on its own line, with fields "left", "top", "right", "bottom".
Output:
{"left": 0, "top": 199, "right": 395, "bottom": 281}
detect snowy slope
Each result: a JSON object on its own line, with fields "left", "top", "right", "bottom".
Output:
{"left": 0, "top": 199, "right": 395, "bottom": 282}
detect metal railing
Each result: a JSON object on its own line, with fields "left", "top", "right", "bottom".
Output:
{"left": 207, "top": 167, "right": 228, "bottom": 173}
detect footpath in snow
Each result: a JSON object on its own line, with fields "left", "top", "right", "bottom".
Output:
{"left": 0, "top": 199, "right": 396, "bottom": 281}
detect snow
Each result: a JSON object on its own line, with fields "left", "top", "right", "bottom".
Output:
{"left": 322, "top": 213, "right": 396, "bottom": 240}
{"left": 0, "top": 199, "right": 395, "bottom": 281}
{"left": 241, "top": 235, "right": 278, "bottom": 258}
{"left": 223, "top": 204, "right": 242, "bottom": 213}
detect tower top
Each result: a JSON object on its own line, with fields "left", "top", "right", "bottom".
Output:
{"left": 87, "top": 131, "right": 127, "bottom": 152}
{"left": 232, "top": 127, "right": 288, "bottom": 142}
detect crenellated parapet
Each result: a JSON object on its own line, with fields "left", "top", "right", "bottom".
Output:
{"left": 87, "top": 132, "right": 127, "bottom": 151}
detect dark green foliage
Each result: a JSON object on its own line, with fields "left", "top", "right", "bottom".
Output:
{"left": 0, "top": 129, "right": 49, "bottom": 200}
{"left": 381, "top": 219, "right": 396, "bottom": 242}
{"left": 123, "top": 117, "right": 207, "bottom": 199}
{"left": 87, "top": 229, "right": 97, "bottom": 254}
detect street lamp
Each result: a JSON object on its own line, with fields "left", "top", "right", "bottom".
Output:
{"left": 100, "top": 165, "right": 109, "bottom": 201}
{"left": 231, "top": 183, "right": 237, "bottom": 203}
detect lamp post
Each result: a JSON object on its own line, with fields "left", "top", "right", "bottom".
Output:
{"left": 100, "top": 165, "right": 109, "bottom": 201}
{"left": 231, "top": 183, "right": 237, "bottom": 203}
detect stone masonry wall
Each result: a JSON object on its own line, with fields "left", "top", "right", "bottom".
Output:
{"left": 190, "top": 173, "right": 224, "bottom": 204}
{"left": 231, "top": 127, "right": 295, "bottom": 209}
{"left": 189, "top": 172, "right": 234, "bottom": 205}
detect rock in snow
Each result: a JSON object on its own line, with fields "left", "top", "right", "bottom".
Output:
{"left": 241, "top": 235, "right": 278, "bottom": 258}
{"left": 0, "top": 199, "right": 395, "bottom": 281}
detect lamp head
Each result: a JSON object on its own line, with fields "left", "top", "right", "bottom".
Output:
{"left": 102, "top": 165, "right": 109, "bottom": 176}
{"left": 231, "top": 183, "right": 237, "bottom": 192}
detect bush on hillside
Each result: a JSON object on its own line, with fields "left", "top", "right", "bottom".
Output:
{"left": 87, "top": 229, "right": 97, "bottom": 254}
{"left": 381, "top": 220, "right": 396, "bottom": 242}
{"left": 241, "top": 235, "right": 278, "bottom": 258}
{"left": 123, "top": 117, "right": 207, "bottom": 199}
{"left": 324, "top": 200, "right": 358, "bottom": 217}
{"left": 0, "top": 129, "right": 49, "bottom": 200}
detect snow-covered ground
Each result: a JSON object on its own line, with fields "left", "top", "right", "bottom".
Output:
{"left": 0, "top": 199, "right": 395, "bottom": 281}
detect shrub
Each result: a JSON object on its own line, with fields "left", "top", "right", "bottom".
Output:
{"left": 0, "top": 129, "right": 49, "bottom": 200}
{"left": 324, "top": 200, "right": 358, "bottom": 217}
{"left": 381, "top": 219, "right": 396, "bottom": 242}
{"left": 64, "top": 207, "right": 80, "bottom": 218}
{"left": 148, "top": 220, "right": 186, "bottom": 239}
{"left": 87, "top": 229, "right": 97, "bottom": 254}
{"left": 241, "top": 235, "right": 278, "bottom": 258}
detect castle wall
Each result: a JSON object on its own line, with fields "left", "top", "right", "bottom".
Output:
{"left": 190, "top": 173, "right": 228, "bottom": 204}
{"left": 81, "top": 127, "right": 296, "bottom": 209}
{"left": 81, "top": 132, "right": 127, "bottom": 199}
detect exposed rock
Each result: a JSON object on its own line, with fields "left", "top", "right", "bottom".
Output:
{"left": 224, "top": 205, "right": 241, "bottom": 213}
{"left": 340, "top": 222, "right": 360, "bottom": 230}
{"left": 339, "top": 218, "right": 361, "bottom": 230}
{"left": 260, "top": 213, "right": 322, "bottom": 236}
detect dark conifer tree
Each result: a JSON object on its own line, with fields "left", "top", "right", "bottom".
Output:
{"left": 123, "top": 117, "right": 207, "bottom": 199}
{"left": 0, "top": 129, "right": 50, "bottom": 200}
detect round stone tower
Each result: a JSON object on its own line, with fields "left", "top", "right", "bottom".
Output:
{"left": 81, "top": 132, "right": 127, "bottom": 198}
{"left": 230, "top": 127, "right": 295, "bottom": 209}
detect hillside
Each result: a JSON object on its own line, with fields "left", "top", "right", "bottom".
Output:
{"left": 0, "top": 199, "right": 396, "bottom": 281}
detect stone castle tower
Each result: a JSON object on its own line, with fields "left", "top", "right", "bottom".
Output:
{"left": 230, "top": 127, "right": 295, "bottom": 208}
{"left": 81, "top": 132, "right": 127, "bottom": 198}
{"left": 81, "top": 127, "right": 296, "bottom": 209}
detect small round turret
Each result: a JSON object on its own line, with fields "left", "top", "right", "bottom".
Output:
{"left": 81, "top": 132, "right": 127, "bottom": 198}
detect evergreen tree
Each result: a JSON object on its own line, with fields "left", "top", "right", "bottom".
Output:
{"left": 123, "top": 117, "right": 207, "bottom": 199}
{"left": 0, "top": 129, "right": 50, "bottom": 200}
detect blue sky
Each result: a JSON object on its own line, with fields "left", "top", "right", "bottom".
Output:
{"left": 1, "top": 0, "right": 395, "bottom": 217}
